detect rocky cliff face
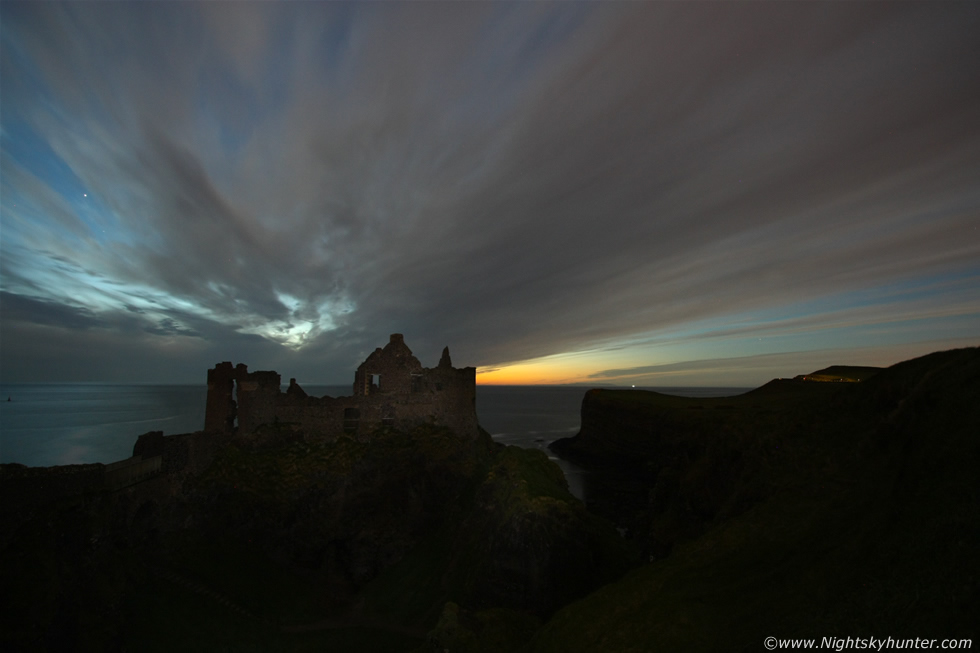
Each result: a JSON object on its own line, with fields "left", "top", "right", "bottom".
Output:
{"left": 551, "top": 367, "right": 893, "bottom": 559}
{"left": 552, "top": 386, "right": 773, "bottom": 558}
{"left": 451, "top": 446, "right": 634, "bottom": 616}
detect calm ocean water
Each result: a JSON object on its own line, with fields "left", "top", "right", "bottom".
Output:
{"left": 0, "top": 384, "right": 749, "bottom": 499}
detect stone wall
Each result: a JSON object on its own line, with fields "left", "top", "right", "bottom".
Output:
{"left": 104, "top": 455, "right": 163, "bottom": 491}
{"left": 204, "top": 362, "right": 236, "bottom": 433}
{"left": 234, "top": 366, "right": 282, "bottom": 433}
{"left": 203, "top": 334, "right": 479, "bottom": 440}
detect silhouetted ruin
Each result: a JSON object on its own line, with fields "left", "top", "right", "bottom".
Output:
{"left": 204, "top": 333, "right": 478, "bottom": 439}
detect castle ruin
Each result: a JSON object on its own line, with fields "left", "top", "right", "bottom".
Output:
{"left": 204, "top": 334, "right": 478, "bottom": 439}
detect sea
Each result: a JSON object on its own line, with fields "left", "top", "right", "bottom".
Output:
{"left": 0, "top": 384, "right": 750, "bottom": 501}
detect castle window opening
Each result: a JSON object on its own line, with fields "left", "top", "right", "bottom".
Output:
{"left": 370, "top": 374, "right": 380, "bottom": 394}
{"left": 411, "top": 374, "right": 422, "bottom": 393}
{"left": 232, "top": 380, "right": 239, "bottom": 430}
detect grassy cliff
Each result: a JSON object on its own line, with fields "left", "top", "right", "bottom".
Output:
{"left": 1, "top": 423, "right": 634, "bottom": 651}
{"left": 533, "top": 347, "right": 979, "bottom": 650}
{"left": 4, "top": 347, "right": 974, "bottom": 651}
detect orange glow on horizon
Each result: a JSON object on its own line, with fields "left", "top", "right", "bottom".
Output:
{"left": 474, "top": 347, "right": 647, "bottom": 385}
{"left": 475, "top": 360, "right": 593, "bottom": 386}
{"left": 476, "top": 368, "right": 563, "bottom": 385}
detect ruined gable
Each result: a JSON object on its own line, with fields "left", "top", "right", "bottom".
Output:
{"left": 203, "top": 334, "right": 477, "bottom": 440}
{"left": 353, "top": 333, "right": 424, "bottom": 396}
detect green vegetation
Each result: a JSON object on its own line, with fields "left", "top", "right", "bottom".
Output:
{"left": 124, "top": 571, "right": 423, "bottom": 653}
{"left": 531, "top": 347, "right": 979, "bottom": 650}
{"left": 419, "top": 602, "right": 542, "bottom": 653}
{"left": 1, "top": 421, "right": 632, "bottom": 651}
{"left": 4, "top": 348, "right": 974, "bottom": 651}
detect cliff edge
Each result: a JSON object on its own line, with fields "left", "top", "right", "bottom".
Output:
{"left": 537, "top": 347, "right": 979, "bottom": 650}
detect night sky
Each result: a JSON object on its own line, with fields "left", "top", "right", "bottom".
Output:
{"left": 1, "top": 2, "right": 978, "bottom": 386}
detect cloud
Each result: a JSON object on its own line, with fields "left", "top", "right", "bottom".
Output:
{"left": 588, "top": 353, "right": 810, "bottom": 381}
{"left": 1, "top": 2, "right": 978, "bottom": 383}
{"left": 586, "top": 339, "right": 980, "bottom": 388}
{"left": 0, "top": 291, "right": 103, "bottom": 331}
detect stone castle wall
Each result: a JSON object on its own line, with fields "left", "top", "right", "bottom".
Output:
{"left": 104, "top": 455, "right": 163, "bottom": 491}
{"left": 203, "top": 334, "right": 478, "bottom": 440}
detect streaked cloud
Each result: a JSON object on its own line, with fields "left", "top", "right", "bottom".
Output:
{"left": 1, "top": 2, "right": 978, "bottom": 384}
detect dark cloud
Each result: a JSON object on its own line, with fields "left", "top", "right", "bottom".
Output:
{"left": 143, "top": 318, "right": 200, "bottom": 339}
{"left": 0, "top": 291, "right": 103, "bottom": 331}
{"left": 1, "top": 2, "right": 978, "bottom": 383}
{"left": 586, "top": 338, "right": 980, "bottom": 389}
{"left": 588, "top": 354, "right": 808, "bottom": 382}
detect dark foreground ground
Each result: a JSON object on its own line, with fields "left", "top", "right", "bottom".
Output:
{"left": 1, "top": 346, "right": 977, "bottom": 651}
{"left": 541, "top": 347, "right": 978, "bottom": 651}
{"left": 1, "top": 420, "right": 632, "bottom": 651}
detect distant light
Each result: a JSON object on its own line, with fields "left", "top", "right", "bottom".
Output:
{"left": 83, "top": 193, "right": 87, "bottom": 197}
{"left": 632, "top": 385, "right": 635, "bottom": 388}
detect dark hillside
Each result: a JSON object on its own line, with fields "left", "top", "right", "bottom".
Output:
{"left": 536, "top": 347, "right": 979, "bottom": 650}
{"left": 551, "top": 376, "right": 852, "bottom": 556}
{"left": 800, "top": 364, "right": 882, "bottom": 382}
{"left": 0, "top": 424, "right": 634, "bottom": 651}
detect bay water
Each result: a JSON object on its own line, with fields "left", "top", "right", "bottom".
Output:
{"left": 0, "top": 383, "right": 749, "bottom": 501}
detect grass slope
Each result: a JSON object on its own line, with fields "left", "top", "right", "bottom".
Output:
{"left": 530, "top": 348, "right": 979, "bottom": 651}
{"left": 1, "top": 423, "right": 634, "bottom": 651}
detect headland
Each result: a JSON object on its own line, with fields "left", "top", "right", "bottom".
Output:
{"left": 1, "top": 343, "right": 977, "bottom": 650}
